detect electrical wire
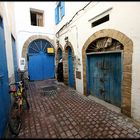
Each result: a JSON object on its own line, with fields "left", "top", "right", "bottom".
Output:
{"left": 56, "top": 1, "right": 92, "bottom": 37}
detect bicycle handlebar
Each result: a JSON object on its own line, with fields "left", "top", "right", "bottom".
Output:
{"left": 9, "top": 81, "right": 23, "bottom": 86}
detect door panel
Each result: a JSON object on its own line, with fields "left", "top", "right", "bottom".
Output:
{"left": 68, "top": 47, "right": 74, "bottom": 88}
{"left": 28, "top": 53, "right": 55, "bottom": 81}
{"left": 28, "top": 39, "right": 55, "bottom": 81}
{"left": 43, "top": 54, "right": 55, "bottom": 79}
{"left": 0, "top": 17, "right": 10, "bottom": 138}
{"left": 28, "top": 54, "right": 43, "bottom": 80}
{"left": 87, "top": 53, "right": 122, "bottom": 107}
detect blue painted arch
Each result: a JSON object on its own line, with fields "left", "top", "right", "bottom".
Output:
{"left": 67, "top": 46, "right": 74, "bottom": 88}
{"left": 28, "top": 39, "right": 55, "bottom": 81}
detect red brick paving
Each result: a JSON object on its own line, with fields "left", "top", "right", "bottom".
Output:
{"left": 10, "top": 79, "right": 140, "bottom": 138}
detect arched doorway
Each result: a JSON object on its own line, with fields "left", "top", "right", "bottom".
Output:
{"left": 22, "top": 35, "right": 54, "bottom": 70}
{"left": 56, "top": 46, "right": 64, "bottom": 82}
{"left": 82, "top": 29, "right": 133, "bottom": 117}
{"left": 57, "top": 48, "right": 63, "bottom": 61}
{"left": 63, "top": 41, "right": 75, "bottom": 88}
{"left": 86, "top": 37, "right": 123, "bottom": 107}
{"left": 68, "top": 47, "right": 74, "bottom": 87}
{"left": 28, "top": 39, "right": 55, "bottom": 81}
{"left": 55, "top": 42, "right": 63, "bottom": 65}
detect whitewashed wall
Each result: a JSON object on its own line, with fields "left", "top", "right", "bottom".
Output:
{"left": 14, "top": 2, "right": 55, "bottom": 70}
{"left": 54, "top": 2, "right": 140, "bottom": 122}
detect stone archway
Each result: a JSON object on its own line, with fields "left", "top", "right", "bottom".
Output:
{"left": 55, "top": 42, "right": 63, "bottom": 65}
{"left": 82, "top": 29, "right": 133, "bottom": 117}
{"left": 22, "top": 35, "right": 54, "bottom": 69}
{"left": 55, "top": 42, "right": 63, "bottom": 80}
{"left": 63, "top": 41, "right": 76, "bottom": 89}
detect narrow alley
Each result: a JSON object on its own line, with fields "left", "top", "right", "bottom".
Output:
{"left": 1, "top": 2, "right": 140, "bottom": 138}
{"left": 8, "top": 79, "right": 140, "bottom": 138}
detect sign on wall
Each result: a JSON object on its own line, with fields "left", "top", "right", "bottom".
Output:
{"left": 47, "top": 48, "right": 54, "bottom": 54}
{"left": 20, "top": 57, "right": 25, "bottom": 71}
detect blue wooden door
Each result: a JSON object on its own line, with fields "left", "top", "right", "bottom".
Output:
{"left": 68, "top": 47, "right": 74, "bottom": 88}
{"left": 28, "top": 39, "right": 55, "bottom": 81}
{"left": 0, "top": 17, "right": 10, "bottom": 138}
{"left": 11, "top": 35, "right": 19, "bottom": 82}
{"left": 87, "top": 52, "right": 122, "bottom": 107}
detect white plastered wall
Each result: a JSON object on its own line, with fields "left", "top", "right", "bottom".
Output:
{"left": 54, "top": 2, "right": 140, "bottom": 122}
{"left": 0, "top": 2, "right": 16, "bottom": 81}
{"left": 14, "top": 2, "right": 55, "bottom": 70}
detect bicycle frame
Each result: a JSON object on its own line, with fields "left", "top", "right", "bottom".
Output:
{"left": 8, "top": 82, "right": 23, "bottom": 137}
{"left": 8, "top": 80, "right": 30, "bottom": 137}
{"left": 9, "top": 82, "right": 23, "bottom": 115}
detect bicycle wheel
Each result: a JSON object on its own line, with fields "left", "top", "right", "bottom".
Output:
{"left": 8, "top": 114, "right": 22, "bottom": 136}
{"left": 22, "top": 95, "right": 30, "bottom": 110}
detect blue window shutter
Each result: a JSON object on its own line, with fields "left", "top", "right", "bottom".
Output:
{"left": 61, "top": 1, "right": 65, "bottom": 17}
{"left": 55, "top": 6, "right": 59, "bottom": 24}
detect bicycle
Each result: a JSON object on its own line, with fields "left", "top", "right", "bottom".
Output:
{"left": 18, "top": 69, "right": 29, "bottom": 92}
{"left": 8, "top": 81, "right": 30, "bottom": 137}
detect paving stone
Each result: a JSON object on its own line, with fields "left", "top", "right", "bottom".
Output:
{"left": 122, "top": 130, "right": 128, "bottom": 135}
{"left": 92, "top": 127, "right": 98, "bottom": 133}
{"left": 60, "top": 132, "right": 67, "bottom": 138}
{"left": 133, "top": 132, "right": 140, "bottom": 138}
{"left": 110, "top": 126, "right": 116, "bottom": 131}
{"left": 113, "top": 134, "right": 119, "bottom": 138}
{"left": 63, "top": 125, "right": 69, "bottom": 131}
{"left": 74, "top": 134, "right": 81, "bottom": 138}
{"left": 127, "top": 128, "right": 134, "bottom": 133}
{"left": 115, "top": 130, "right": 121, "bottom": 135}
{"left": 132, "top": 127, "right": 138, "bottom": 132}
{"left": 79, "top": 131, "right": 86, "bottom": 137}
{"left": 127, "top": 133, "right": 135, "bottom": 138}
{"left": 68, "top": 125, "right": 73, "bottom": 130}
{"left": 119, "top": 133, "right": 126, "bottom": 138}
{"left": 102, "top": 130, "right": 108, "bottom": 136}
{"left": 99, "top": 127, "right": 104, "bottom": 131}
{"left": 66, "top": 130, "right": 72, "bottom": 137}
{"left": 109, "top": 131, "right": 113, "bottom": 135}
{"left": 71, "top": 129, "right": 78, "bottom": 136}
{"left": 51, "top": 134, "right": 57, "bottom": 138}
{"left": 96, "top": 131, "right": 102, "bottom": 136}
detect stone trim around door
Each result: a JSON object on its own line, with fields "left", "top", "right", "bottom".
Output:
{"left": 82, "top": 29, "right": 133, "bottom": 117}
{"left": 55, "top": 43, "right": 63, "bottom": 79}
{"left": 55, "top": 43, "right": 63, "bottom": 66}
{"left": 63, "top": 41, "right": 76, "bottom": 89}
{"left": 22, "top": 35, "right": 54, "bottom": 69}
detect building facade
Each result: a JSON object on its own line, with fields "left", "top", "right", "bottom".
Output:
{"left": 54, "top": 2, "right": 140, "bottom": 123}
{"left": 0, "top": 2, "right": 17, "bottom": 137}
{"left": 1, "top": 2, "right": 140, "bottom": 137}
{"left": 14, "top": 2, "right": 56, "bottom": 81}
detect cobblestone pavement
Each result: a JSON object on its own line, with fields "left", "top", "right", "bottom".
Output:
{"left": 15, "top": 79, "right": 140, "bottom": 138}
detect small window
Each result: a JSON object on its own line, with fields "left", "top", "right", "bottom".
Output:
{"left": 30, "top": 9, "right": 44, "bottom": 26}
{"left": 91, "top": 14, "right": 109, "bottom": 28}
{"left": 55, "top": 1, "right": 65, "bottom": 25}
